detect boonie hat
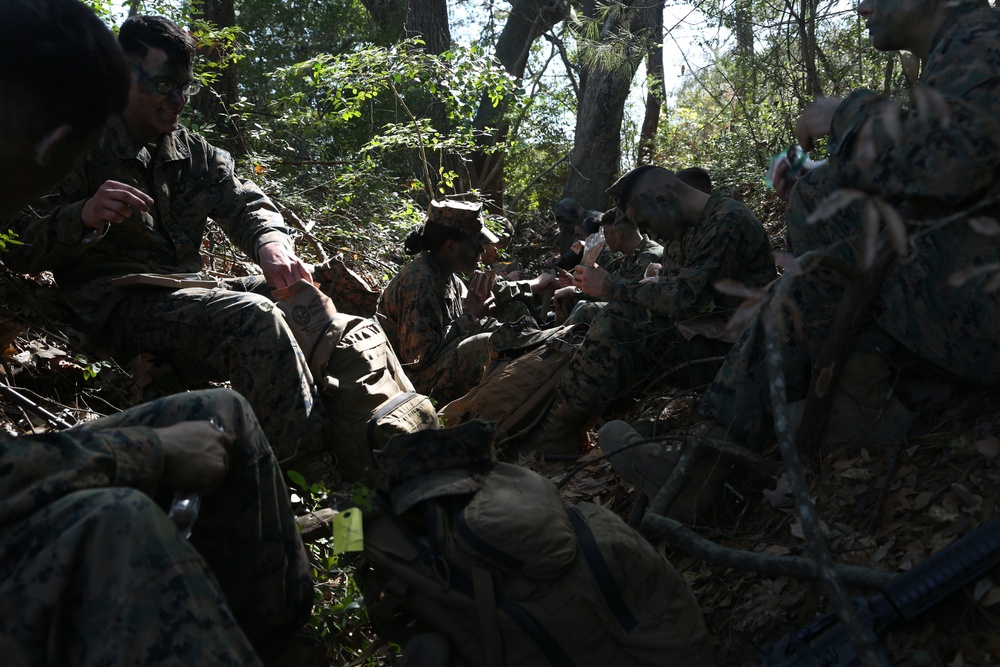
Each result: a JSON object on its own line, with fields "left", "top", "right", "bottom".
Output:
{"left": 426, "top": 200, "right": 499, "bottom": 246}
{"left": 374, "top": 419, "right": 498, "bottom": 514}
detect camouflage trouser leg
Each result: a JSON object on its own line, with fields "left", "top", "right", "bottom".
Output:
{"left": 491, "top": 299, "right": 534, "bottom": 324}
{"left": 556, "top": 302, "right": 730, "bottom": 415}
{"left": 0, "top": 487, "right": 262, "bottom": 667}
{"left": 701, "top": 165, "right": 897, "bottom": 449}
{"left": 106, "top": 277, "right": 328, "bottom": 464}
{"left": 75, "top": 388, "right": 314, "bottom": 661}
{"left": 413, "top": 331, "right": 494, "bottom": 405}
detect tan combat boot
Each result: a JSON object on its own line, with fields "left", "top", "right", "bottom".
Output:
{"left": 273, "top": 279, "right": 343, "bottom": 378}
{"left": 599, "top": 420, "right": 736, "bottom": 524}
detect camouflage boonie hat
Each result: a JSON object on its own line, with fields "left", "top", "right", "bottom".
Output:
{"left": 426, "top": 200, "right": 500, "bottom": 246}
{"left": 374, "top": 419, "right": 499, "bottom": 514}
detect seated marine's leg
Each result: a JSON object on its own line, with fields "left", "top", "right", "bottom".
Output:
{"left": 106, "top": 284, "right": 327, "bottom": 463}
{"left": 74, "top": 388, "right": 314, "bottom": 659}
{"left": 415, "top": 331, "right": 493, "bottom": 404}
{"left": 0, "top": 487, "right": 262, "bottom": 667}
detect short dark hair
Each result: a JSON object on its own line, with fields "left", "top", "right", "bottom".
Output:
{"left": 0, "top": 0, "right": 130, "bottom": 140}
{"left": 614, "top": 165, "right": 664, "bottom": 209}
{"left": 119, "top": 15, "right": 196, "bottom": 68}
{"left": 677, "top": 167, "right": 713, "bottom": 195}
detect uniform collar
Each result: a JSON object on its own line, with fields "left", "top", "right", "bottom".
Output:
{"left": 107, "top": 114, "right": 192, "bottom": 167}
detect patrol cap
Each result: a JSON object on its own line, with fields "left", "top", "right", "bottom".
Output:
{"left": 374, "top": 419, "right": 499, "bottom": 514}
{"left": 426, "top": 200, "right": 499, "bottom": 246}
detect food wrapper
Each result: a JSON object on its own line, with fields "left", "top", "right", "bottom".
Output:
{"left": 580, "top": 228, "right": 606, "bottom": 267}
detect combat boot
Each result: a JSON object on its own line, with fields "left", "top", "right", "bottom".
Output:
{"left": 521, "top": 399, "right": 594, "bottom": 461}
{"left": 598, "top": 420, "right": 736, "bottom": 524}
{"left": 273, "top": 279, "right": 343, "bottom": 377}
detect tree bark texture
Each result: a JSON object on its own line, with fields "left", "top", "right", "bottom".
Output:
{"left": 191, "top": 0, "right": 240, "bottom": 152}
{"left": 564, "top": 0, "right": 664, "bottom": 212}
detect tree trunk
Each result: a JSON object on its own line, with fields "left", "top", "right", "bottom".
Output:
{"left": 468, "top": 0, "right": 569, "bottom": 210}
{"left": 636, "top": 4, "right": 664, "bottom": 166}
{"left": 564, "top": 0, "right": 663, "bottom": 212}
{"left": 190, "top": 0, "right": 240, "bottom": 152}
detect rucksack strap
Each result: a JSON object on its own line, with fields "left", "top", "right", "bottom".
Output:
{"left": 472, "top": 564, "right": 504, "bottom": 667}
{"left": 566, "top": 506, "right": 639, "bottom": 633}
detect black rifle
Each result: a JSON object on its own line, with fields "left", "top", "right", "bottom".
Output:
{"left": 762, "top": 511, "right": 1000, "bottom": 666}
{"left": 0, "top": 382, "right": 76, "bottom": 430}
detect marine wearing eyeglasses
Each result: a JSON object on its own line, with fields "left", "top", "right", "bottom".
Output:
{"left": 6, "top": 15, "right": 330, "bottom": 474}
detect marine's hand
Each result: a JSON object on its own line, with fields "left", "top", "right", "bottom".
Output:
{"left": 81, "top": 180, "right": 153, "bottom": 230}
{"left": 259, "top": 243, "right": 313, "bottom": 289}
{"left": 572, "top": 264, "right": 608, "bottom": 298}
{"left": 795, "top": 97, "right": 842, "bottom": 151}
{"left": 157, "top": 421, "right": 234, "bottom": 491}
{"left": 556, "top": 267, "right": 574, "bottom": 288}
{"left": 770, "top": 156, "right": 796, "bottom": 201}
{"left": 464, "top": 271, "right": 494, "bottom": 318}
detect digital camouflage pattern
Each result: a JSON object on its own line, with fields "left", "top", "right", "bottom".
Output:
{"left": 556, "top": 194, "right": 775, "bottom": 414}
{"left": 490, "top": 277, "right": 536, "bottom": 324}
{"left": 375, "top": 419, "right": 498, "bottom": 513}
{"left": 0, "top": 388, "right": 313, "bottom": 666}
{"left": 602, "top": 234, "right": 664, "bottom": 283}
{"left": 701, "top": 2, "right": 1000, "bottom": 449}
{"left": 5, "top": 116, "right": 326, "bottom": 462}
{"left": 566, "top": 234, "right": 664, "bottom": 325}
{"left": 376, "top": 252, "right": 499, "bottom": 404}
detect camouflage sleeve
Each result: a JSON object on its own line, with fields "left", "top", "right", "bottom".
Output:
{"left": 3, "top": 165, "right": 97, "bottom": 272}
{"left": 386, "top": 267, "right": 454, "bottom": 370}
{"left": 0, "top": 427, "right": 164, "bottom": 527}
{"left": 200, "top": 143, "right": 293, "bottom": 263}
{"left": 603, "top": 223, "right": 727, "bottom": 321}
{"left": 828, "top": 13, "right": 1000, "bottom": 205}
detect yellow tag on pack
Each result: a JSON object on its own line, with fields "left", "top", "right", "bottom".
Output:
{"left": 332, "top": 507, "right": 364, "bottom": 554}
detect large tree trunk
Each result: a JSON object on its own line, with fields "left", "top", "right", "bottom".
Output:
{"left": 190, "top": 0, "right": 240, "bottom": 152}
{"left": 468, "top": 0, "right": 569, "bottom": 210}
{"left": 564, "top": 0, "right": 663, "bottom": 211}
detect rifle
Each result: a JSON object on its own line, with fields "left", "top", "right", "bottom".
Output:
{"left": 0, "top": 381, "right": 75, "bottom": 430}
{"left": 762, "top": 511, "right": 1000, "bottom": 666}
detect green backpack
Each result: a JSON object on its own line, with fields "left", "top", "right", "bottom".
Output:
{"left": 357, "top": 420, "right": 715, "bottom": 667}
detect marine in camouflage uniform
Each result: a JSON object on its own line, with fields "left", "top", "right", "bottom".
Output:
{"left": 532, "top": 172, "right": 776, "bottom": 455}
{"left": 565, "top": 231, "right": 663, "bottom": 326}
{"left": 376, "top": 200, "right": 500, "bottom": 405}
{"left": 701, "top": 0, "right": 1000, "bottom": 450}
{"left": 0, "top": 388, "right": 313, "bottom": 665}
{"left": 563, "top": 191, "right": 774, "bottom": 414}
{"left": 7, "top": 81, "right": 325, "bottom": 465}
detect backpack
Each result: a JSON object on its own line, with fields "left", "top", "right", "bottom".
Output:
{"left": 357, "top": 420, "right": 715, "bottom": 667}
{"left": 439, "top": 322, "right": 587, "bottom": 450}
{"left": 317, "top": 314, "right": 437, "bottom": 488}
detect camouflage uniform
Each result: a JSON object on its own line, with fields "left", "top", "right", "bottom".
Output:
{"left": 566, "top": 234, "right": 663, "bottom": 326}
{"left": 0, "top": 388, "right": 313, "bottom": 665}
{"left": 701, "top": 3, "right": 1000, "bottom": 449}
{"left": 377, "top": 252, "right": 499, "bottom": 404}
{"left": 5, "top": 116, "right": 325, "bottom": 463}
{"left": 557, "top": 194, "right": 776, "bottom": 415}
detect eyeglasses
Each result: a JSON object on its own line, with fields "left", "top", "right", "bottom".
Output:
{"left": 129, "top": 63, "right": 203, "bottom": 97}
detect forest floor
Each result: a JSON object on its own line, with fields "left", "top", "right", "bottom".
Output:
{"left": 2, "top": 188, "right": 999, "bottom": 665}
